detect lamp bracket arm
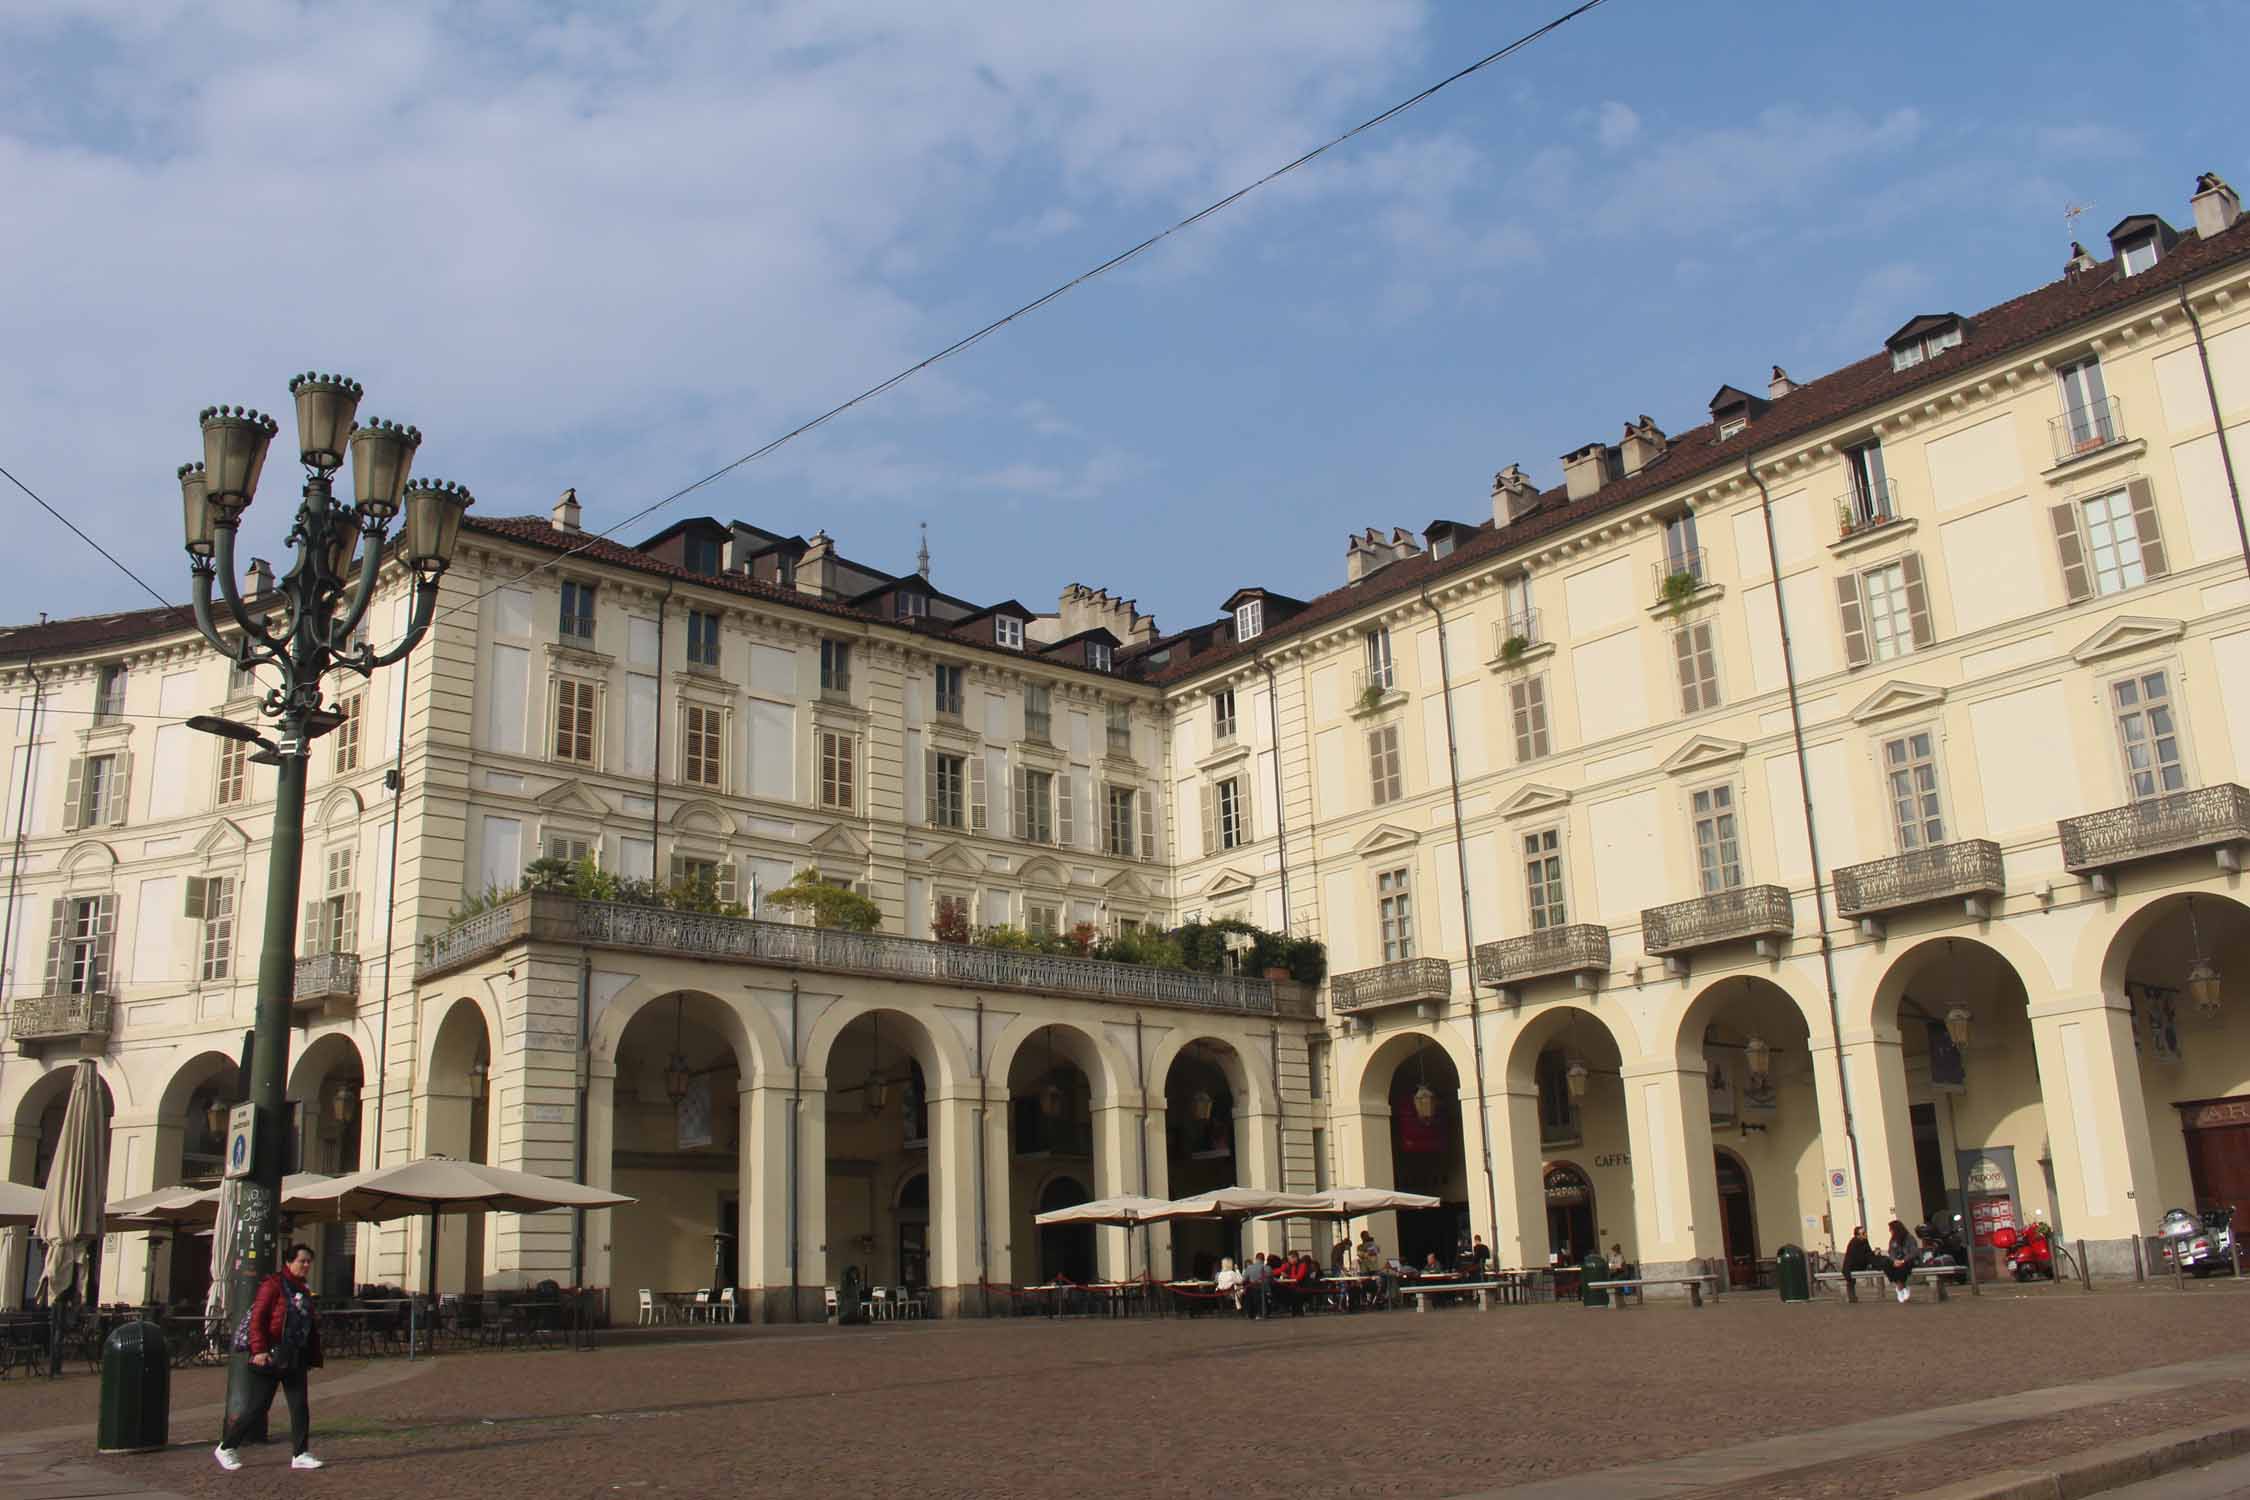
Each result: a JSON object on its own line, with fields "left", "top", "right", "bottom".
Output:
{"left": 364, "top": 577, "right": 438, "bottom": 671}
{"left": 210, "top": 525, "right": 289, "bottom": 658}
{"left": 320, "top": 526, "right": 389, "bottom": 653}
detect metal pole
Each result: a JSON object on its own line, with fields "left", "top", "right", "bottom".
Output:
{"left": 2077, "top": 1239, "right": 2091, "bottom": 1293}
{"left": 1943, "top": 1093, "right": 1979, "bottom": 1296}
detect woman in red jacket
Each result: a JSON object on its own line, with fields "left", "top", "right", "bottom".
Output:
{"left": 214, "top": 1243, "right": 324, "bottom": 1472}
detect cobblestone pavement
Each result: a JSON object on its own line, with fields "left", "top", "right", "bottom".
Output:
{"left": 8, "top": 1281, "right": 2247, "bottom": 1499}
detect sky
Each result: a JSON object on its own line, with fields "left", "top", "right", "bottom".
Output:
{"left": 3, "top": 0, "right": 2244, "bottom": 637}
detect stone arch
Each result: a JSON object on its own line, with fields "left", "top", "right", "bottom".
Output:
{"left": 985, "top": 1016, "right": 1127, "bottom": 1108}
{"left": 420, "top": 993, "right": 503, "bottom": 1085}
{"left": 315, "top": 786, "right": 364, "bottom": 827}
{"left": 1670, "top": 975, "right": 1820, "bottom": 1073}
{"left": 1148, "top": 1030, "right": 1270, "bottom": 1119}
{"left": 286, "top": 1031, "right": 369, "bottom": 1108}
{"left": 667, "top": 798, "right": 732, "bottom": 834}
{"left": 2091, "top": 883, "right": 2250, "bottom": 1000}
{"left": 156, "top": 1049, "right": 242, "bottom": 1126}
{"left": 805, "top": 999, "right": 967, "bottom": 1096}
{"left": 591, "top": 981, "right": 770, "bottom": 1083}
{"left": 1861, "top": 928, "right": 2049, "bottom": 1040}
{"left": 1499, "top": 1002, "right": 1633, "bottom": 1094}
{"left": 59, "top": 840, "right": 118, "bottom": 877}
{"left": 1347, "top": 1024, "right": 1479, "bottom": 1115}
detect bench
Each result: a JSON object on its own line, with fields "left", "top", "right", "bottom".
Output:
{"left": 1584, "top": 1276, "right": 1717, "bottom": 1309}
{"left": 1399, "top": 1282, "right": 1506, "bottom": 1312}
{"left": 1817, "top": 1265, "right": 1970, "bottom": 1302}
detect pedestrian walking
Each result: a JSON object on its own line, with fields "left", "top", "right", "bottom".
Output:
{"left": 214, "top": 1243, "right": 325, "bottom": 1472}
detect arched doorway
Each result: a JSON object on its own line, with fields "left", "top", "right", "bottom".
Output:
{"left": 152, "top": 1050, "right": 241, "bottom": 1306}
{"left": 822, "top": 1009, "right": 939, "bottom": 1298}
{"left": 1164, "top": 1040, "right": 1246, "bottom": 1278}
{"left": 1386, "top": 1039, "right": 1466, "bottom": 1270}
{"left": 1035, "top": 1176, "right": 1096, "bottom": 1283}
{"left": 1005, "top": 1024, "right": 1100, "bottom": 1285}
{"left": 1676, "top": 976, "right": 1818, "bottom": 1283}
{"left": 1543, "top": 1162, "right": 1595, "bottom": 1264}
{"left": 287, "top": 1034, "right": 366, "bottom": 1299}
{"left": 424, "top": 1000, "right": 493, "bottom": 1295}
{"left": 1714, "top": 1149, "right": 1757, "bottom": 1286}
{"left": 609, "top": 992, "right": 745, "bottom": 1306}
{"left": 8, "top": 1066, "right": 116, "bottom": 1307}
{"left": 1502, "top": 1005, "right": 1634, "bottom": 1270}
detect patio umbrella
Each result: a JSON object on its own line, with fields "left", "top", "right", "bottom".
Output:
{"left": 1251, "top": 1187, "right": 1441, "bottom": 1222}
{"left": 0, "top": 1179, "right": 42, "bottom": 1229}
{"left": 1032, "top": 1195, "right": 1176, "bottom": 1283}
{"left": 111, "top": 1175, "right": 336, "bottom": 1308}
{"left": 34, "top": 1060, "right": 106, "bottom": 1306}
{"left": 285, "top": 1156, "right": 633, "bottom": 1307}
{"left": 1145, "top": 1187, "right": 1331, "bottom": 1222}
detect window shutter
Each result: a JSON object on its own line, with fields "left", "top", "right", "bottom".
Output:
{"left": 925, "top": 749, "right": 939, "bottom": 827}
{"left": 1012, "top": 766, "right": 1028, "bottom": 841}
{"left": 43, "top": 899, "right": 66, "bottom": 990}
{"left": 1365, "top": 730, "right": 1383, "bottom": 797}
{"left": 1200, "top": 782, "right": 1216, "bottom": 857}
{"left": 184, "top": 876, "right": 209, "bottom": 921}
{"left": 1835, "top": 575, "right": 1870, "bottom": 668}
{"left": 969, "top": 754, "right": 987, "bottom": 833}
{"left": 2126, "top": 478, "right": 2169, "bottom": 578}
{"left": 718, "top": 859, "right": 738, "bottom": 906}
{"left": 2049, "top": 502, "right": 2093, "bottom": 602}
{"left": 107, "top": 751, "right": 131, "bottom": 826}
{"left": 339, "top": 891, "right": 357, "bottom": 953}
{"left": 668, "top": 853, "right": 686, "bottom": 886}
{"left": 303, "top": 900, "right": 325, "bottom": 957}
{"left": 1508, "top": 680, "right": 1530, "bottom": 760}
{"left": 1138, "top": 787, "right": 1156, "bottom": 861}
{"left": 1058, "top": 772, "right": 1074, "bottom": 848}
{"left": 1241, "top": 777, "right": 1256, "bottom": 844}
{"left": 62, "top": 757, "right": 84, "bottom": 833}
{"left": 1674, "top": 628, "right": 1704, "bottom": 709}
{"left": 1900, "top": 552, "right": 1936, "bottom": 649}
{"left": 91, "top": 895, "right": 116, "bottom": 991}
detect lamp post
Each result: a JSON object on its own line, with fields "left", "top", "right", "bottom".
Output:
{"left": 180, "top": 373, "right": 470, "bottom": 1434}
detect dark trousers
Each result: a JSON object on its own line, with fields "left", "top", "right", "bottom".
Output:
{"left": 1883, "top": 1256, "right": 1913, "bottom": 1288}
{"left": 224, "top": 1366, "right": 311, "bottom": 1456}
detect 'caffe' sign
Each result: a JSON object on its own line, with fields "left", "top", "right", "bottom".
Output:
{"left": 2179, "top": 1096, "right": 2250, "bottom": 1131}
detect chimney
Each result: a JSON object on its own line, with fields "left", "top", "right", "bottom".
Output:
{"left": 2193, "top": 172, "right": 2242, "bottom": 240}
{"left": 551, "top": 487, "right": 581, "bottom": 533}
{"left": 1560, "top": 443, "right": 1612, "bottom": 502}
{"left": 798, "top": 531, "right": 837, "bottom": 598}
{"left": 1492, "top": 464, "right": 1539, "bottom": 526}
{"left": 243, "top": 557, "right": 274, "bottom": 596}
{"left": 1619, "top": 415, "right": 1666, "bottom": 477}
{"left": 1768, "top": 365, "right": 1796, "bottom": 399}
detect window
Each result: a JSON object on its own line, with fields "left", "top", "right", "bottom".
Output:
{"left": 331, "top": 694, "right": 362, "bottom": 773}
{"left": 1889, "top": 321, "right": 1964, "bottom": 371}
{"left": 1690, "top": 784, "right": 1743, "bottom": 894}
{"left": 559, "top": 581, "right": 596, "bottom": 640}
{"left": 1837, "top": 554, "right": 1934, "bottom": 667}
{"left": 682, "top": 703, "right": 723, "bottom": 788}
{"left": 995, "top": 615, "right": 1024, "bottom": 651}
{"left": 1367, "top": 725, "right": 1403, "bottom": 806}
{"left": 1106, "top": 703, "right": 1131, "bottom": 758}
{"left": 1024, "top": 683, "right": 1052, "bottom": 743}
{"left": 1212, "top": 688, "right": 1237, "bottom": 743}
{"left": 1523, "top": 829, "right": 1566, "bottom": 930}
{"left": 1845, "top": 441, "right": 1891, "bottom": 526}
{"left": 545, "top": 834, "right": 595, "bottom": 865}
{"left": 2119, "top": 235, "right": 2159, "bottom": 277}
{"left": 1105, "top": 784, "right": 1136, "bottom": 857}
{"left": 2112, "top": 669, "right": 2186, "bottom": 801}
{"left": 227, "top": 654, "right": 255, "bottom": 698}
{"left": 684, "top": 536, "right": 722, "bottom": 575}
{"left": 64, "top": 751, "right": 127, "bottom": 830}
{"left": 93, "top": 664, "right": 127, "bottom": 725}
{"left": 775, "top": 553, "right": 797, "bottom": 588}
{"left": 2056, "top": 358, "right": 2114, "bottom": 454}
{"left": 46, "top": 894, "right": 115, "bottom": 995}
{"left": 820, "top": 639, "right": 852, "bottom": 694}
{"left": 1234, "top": 599, "right": 1263, "bottom": 642}
{"left": 896, "top": 591, "right": 927, "bottom": 620}
{"left": 934, "top": 664, "right": 965, "bottom": 719}
{"left": 934, "top": 892, "right": 968, "bottom": 938}
{"left": 1364, "top": 628, "right": 1394, "bottom": 691}
{"left": 1086, "top": 641, "right": 1112, "bottom": 673}
{"left": 1882, "top": 732, "right": 1945, "bottom": 851}
{"left": 671, "top": 854, "right": 736, "bottom": 905}
{"left": 820, "top": 732, "right": 856, "bottom": 810}
{"left": 1501, "top": 574, "right": 1533, "bottom": 637}
{"left": 1377, "top": 867, "right": 1414, "bottom": 961}
{"left": 1509, "top": 675, "right": 1550, "bottom": 762}
{"left": 1717, "top": 416, "right": 1747, "bottom": 441}
{"left": 216, "top": 736, "right": 248, "bottom": 807}
{"left": 686, "top": 609, "right": 721, "bottom": 668}
{"left": 1662, "top": 512, "right": 1702, "bottom": 582}
{"left": 553, "top": 678, "right": 597, "bottom": 764}
{"left": 2052, "top": 483, "right": 2168, "bottom": 604}
{"left": 1205, "top": 775, "right": 1249, "bottom": 852}
{"left": 928, "top": 751, "right": 966, "bottom": 830}
{"left": 196, "top": 876, "right": 237, "bottom": 982}
{"left": 1673, "top": 622, "right": 1720, "bottom": 714}
{"left": 1026, "top": 902, "right": 1060, "bottom": 938}
{"left": 307, "top": 846, "right": 356, "bottom": 956}
{"left": 1017, "top": 768, "right": 1056, "bottom": 844}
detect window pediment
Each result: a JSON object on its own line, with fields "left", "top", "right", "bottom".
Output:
{"left": 1660, "top": 735, "right": 1746, "bottom": 776}
{"left": 197, "top": 818, "right": 249, "bottom": 858}
{"left": 1498, "top": 783, "right": 1573, "bottom": 818}
{"left": 1351, "top": 822, "right": 1422, "bottom": 858}
{"left": 535, "top": 779, "right": 611, "bottom": 815}
{"left": 1200, "top": 866, "right": 1259, "bottom": 899}
{"left": 1197, "top": 740, "right": 1253, "bottom": 773}
{"left": 668, "top": 798, "right": 733, "bottom": 835}
{"left": 2069, "top": 614, "right": 2183, "bottom": 665}
{"left": 1848, "top": 680, "right": 1949, "bottom": 723}
{"left": 920, "top": 840, "right": 983, "bottom": 876}
{"left": 1018, "top": 855, "right": 1068, "bottom": 889}
{"left": 808, "top": 822, "right": 871, "bottom": 859}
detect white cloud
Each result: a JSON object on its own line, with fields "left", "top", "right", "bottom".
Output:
{"left": 1594, "top": 100, "right": 1640, "bottom": 150}
{"left": 993, "top": 206, "right": 1082, "bottom": 245}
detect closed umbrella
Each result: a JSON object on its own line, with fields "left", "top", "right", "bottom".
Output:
{"left": 33, "top": 1060, "right": 106, "bottom": 1374}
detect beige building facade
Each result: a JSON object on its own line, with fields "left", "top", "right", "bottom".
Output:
{"left": 4, "top": 173, "right": 2250, "bottom": 1315}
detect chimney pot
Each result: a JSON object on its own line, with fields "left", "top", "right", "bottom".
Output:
{"left": 243, "top": 557, "right": 274, "bottom": 595}
{"left": 1768, "top": 365, "right": 1796, "bottom": 399}
{"left": 2193, "top": 172, "right": 2242, "bottom": 240}
{"left": 2064, "top": 240, "right": 2097, "bottom": 278}
{"left": 551, "top": 487, "right": 581, "bottom": 533}
{"left": 1619, "top": 416, "right": 1667, "bottom": 477}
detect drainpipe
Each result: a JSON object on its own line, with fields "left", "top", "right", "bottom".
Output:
{"left": 1417, "top": 583, "right": 1502, "bottom": 1257}
{"left": 2180, "top": 286, "right": 2250, "bottom": 578}
{"left": 373, "top": 659, "right": 409, "bottom": 1174}
{"left": 1267, "top": 1020, "right": 1285, "bottom": 1211}
{"left": 651, "top": 584, "right": 672, "bottom": 865}
{"left": 1134, "top": 1011, "right": 1151, "bottom": 1277}
{"left": 1254, "top": 655, "right": 1292, "bottom": 932}
{"left": 1745, "top": 452, "right": 1870, "bottom": 1235}
{"left": 974, "top": 1000, "right": 989, "bottom": 1313}
{"left": 570, "top": 952, "right": 591, "bottom": 1288}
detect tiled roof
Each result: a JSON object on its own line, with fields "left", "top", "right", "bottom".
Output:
{"left": 0, "top": 603, "right": 198, "bottom": 663}
{"left": 1145, "top": 216, "right": 2250, "bottom": 686}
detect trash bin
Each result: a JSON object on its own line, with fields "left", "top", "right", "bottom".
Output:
{"left": 1776, "top": 1243, "right": 1811, "bottom": 1303}
{"left": 1580, "top": 1252, "right": 1609, "bottom": 1307}
{"left": 97, "top": 1320, "right": 169, "bottom": 1455}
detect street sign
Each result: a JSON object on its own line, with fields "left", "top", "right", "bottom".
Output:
{"left": 1828, "top": 1168, "right": 1849, "bottom": 1198}
{"left": 224, "top": 1102, "right": 256, "bottom": 1180}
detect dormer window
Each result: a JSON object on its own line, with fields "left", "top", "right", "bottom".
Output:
{"left": 1087, "top": 641, "right": 1113, "bottom": 672}
{"left": 2106, "top": 214, "right": 2177, "bottom": 278}
{"left": 683, "top": 536, "right": 722, "bottom": 575}
{"left": 1886, "top": 314, "right": 1967, "bottom": 372}
{"left": 1234, "top": 599, "right": 1263, "bottom": 642}
{"left": 897, "top": 591, "right": 927, "bottom": 620}
{"left": 2118, "top": 235, "right": 2159, "bottom": 277}
{"left": 1706, "top": 384, "right": 1764, "bottom": 442}
{"left": 995, "top": 616, "right": 1024, "bottom": 650}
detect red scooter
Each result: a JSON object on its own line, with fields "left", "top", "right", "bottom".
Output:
{"left": 1989, "top": 1222, "right": 2055, "bottom": 1281}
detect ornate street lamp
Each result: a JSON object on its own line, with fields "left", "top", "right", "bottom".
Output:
{"left": 204, "top": 1096, "right": 229, "bottom": 1139}
{"left": 179, "top": 373, "right": 469, "bottom": 1433}
{"left": 2186, "top": 896, "right": 2224, "bottom": 1019}
{"left": 331, "top": 1082, "right": 359, "bottom": 1124}
{"left": 1189, "top": 1088, "right": 1214, "bottom": 1123}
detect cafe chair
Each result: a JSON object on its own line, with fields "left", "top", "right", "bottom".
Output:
{"left": 637, "top": 1288, "right": 657, "bottom": 1326}
{"left": 717, "top": 1287, "right": 737, "bottom": 1324}
{"left": 693, "top": 1288, "right": 713, "bottom": 1324}
{"left": 823, "top": 1286, "right": 838, "bottom": 1323}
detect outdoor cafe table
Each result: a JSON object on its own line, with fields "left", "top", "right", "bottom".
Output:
{"left": 1085, "top": 1281, "right": 1148, "bottom": 1317}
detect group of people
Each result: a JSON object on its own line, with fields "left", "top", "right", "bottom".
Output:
{"left": 1213, "top": 1249, "right": 1336, "bottom": 1316}
{"left": 1842, "top": 1218, "right": 1961, "bottom": 1303}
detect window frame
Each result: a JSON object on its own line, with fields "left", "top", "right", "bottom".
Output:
{"left": 93, "top": 664, "right": 128, "bottom": 725}
{"left": 1086, "top": 641, "right": 1113, "bottom": 673}
{"left": 1673, "top": 620, "right": 1721, "bottom": 715}
{"left": 1212, "top": 687, "right": 1237, "bottom": 743}
{"left": 685, "top": 608, "right": 722, "bottom": 668}
{"left": 552, "top": 676, "right": 599, "bottom": 765}
{"left": 1104, "top": 784, "right": 1135, "bottom": 858}
{"left": 819, "top": 731, "right": 857, "bottom": 810}
{"left": 930, "top": 750, "right": 967, "bottom": 830}
{"left": 331, "top": 693, "right": 363, "bottom": 773}
{"left": 1023, "top": 682, "right": 1052, "bottom": 743}
{"left": 199, "top": 874, "right": 237, "bottom": 983}
{"left": 2056, "top": 357, "right": 2112, "bottom": 452}
{"left": 215, "top": 734, "right": 249, "bottom": 807}
{"left": 1216, "top": 775, "right": 1246, "bottom": 851}
{"left": 2081, "top": 488, "right": 2150, "bottom": 597}
{"left": 2119, "top": 235, "right": 2159, "bottom": 277}
{"left": 1234, "top": 599, "right": 1263, "bottom": 642}
{"left": 1509, "top": 673, "right": 1550, "bottom": 763}
{"left": 994, "top": 615, "right": 1025, "bottom": 651}
{"left": 559, "top": 580, "right": 597, "bottom": 641}
{"left": 681, "top": 701, "right": 725, "bottom": 789}
{"left": 2107, "top": 664, "right": 2191, "bottom": 803}
{"left": 1376, "top": 865, "right": 1415, "bottom": 962}
{"left": 1879, "top": 727, "right": 1948, "bottom": 853}
{"left": 1522, "top": 827, "right": 1567, "bottom": 931}
{"left": 1364, "top": 628, "right": 1394, "bottom": 691}
{"left": 820, "top": 638, "right": 853, "bottom": 695}
{"left": 1020, "top": 767, "right": 1056, "bottom": 845}
{"left": 934, "top": 664, "right": 965, "bottom": 719}
{"left": 1688, "top": 780, "right": 1745, "bottom": 895}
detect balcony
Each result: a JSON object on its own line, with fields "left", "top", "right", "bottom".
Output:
{"left": 1833, "top": 840, "right": 2004, "bottom": 934}
{"left": 1329, "top": 956, "right": 1451, "bottom": 1019}
{"left": 2059, "top": 783, "right": 2250, "bottom": 894}
{"left": 8, "top": 991, "right": 114, "bottom": 1054}
{"left": 1352, "top": 664, "right": 1404, "bottom": 714}
{"left": 292, "top": 952, "right": 362, "bottom": 1015}
{"left": 1488, "top": 610, "right": 1552, "bottom": 670}
{"left": 417, "top": 894, "right": 1276, "bottom": 1015}
{"left": 2048, "top": 396, "right": 2127, "bottom": 468}
{"left": 1650, "top": 548, "right": 1719, "bottom": 615}
{"left": 1473, "top": 924, "right": 1610, "bottom": 999}
{"left": 1640, "top": 885, "right": 1794, "bottom": 971}
{"left": 1835, "top": 477, "right": 1901, "bottom": 539}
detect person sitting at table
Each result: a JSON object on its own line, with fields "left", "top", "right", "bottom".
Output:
{"left": 1356, "top": 1230, "right": 1381, "bottom": 1274}
{"left": 1606, "top": 1243, "right": 1636, "bottom": 1280}
{"left": 1421, "top": 1252, "right": 1444, "bottom": 1274}
{"left": 1214, "top": 1257, "right": 1243, "bottom": 1313}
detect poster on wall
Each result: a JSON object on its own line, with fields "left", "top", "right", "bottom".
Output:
{"left": 1957, "top": 1146, "right": 2020, "bottom": 1259}
{"left": 1396, "top": 1095, "right": 1446, "bottom": 1155}
{"left": 1707, "top": 1063, "right": 1736, "bottom": 1124}
{"left": 676, "top": 1074, "right": 713, "bottom": 1151}
{"left": 1926, "top": 1021, "right": 1967, "bottom": 1093}
{"left": 2132, "top": 984, "right": 2182, "bottom": 1063}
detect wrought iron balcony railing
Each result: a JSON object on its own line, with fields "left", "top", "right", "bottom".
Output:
{"left": 1653, "top": 547, "right": 1708, "bottom": 599}
{"left": 1473, "top": 924, "right": 1610, "bottom": 993}
{"left": 1832, "top": 840, "right": 2004, "bottom": 928}
{"left": 1490, "top": 610, "right": 1544, "bottom": 660}
{"left": 418, "top": 895, "right": 1275, "bottom": 1015}
{"left": 1329, "top": 956, "right": 1451, "bottom": 1015}
{"left": 2048, "top": 396, "right": 2126, "bottom": 466}
{"left": 2059, "top": 783, "right": 2250, "bottom": 893}
{"left": 292, "top": 952, "right": 362, "bottom": 1010}
{"left": 8, "top": 990, "right": 114, "bottom": 1051}
{"left": 1640, "top": 885, "right": 1794, "bottom": 960}
{"left": 1836, "top": 476, "right": 1900, "bottom": 537}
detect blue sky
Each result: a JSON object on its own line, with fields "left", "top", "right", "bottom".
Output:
{"left": 3, "top": 1, "right": 2242, "bottom": 636}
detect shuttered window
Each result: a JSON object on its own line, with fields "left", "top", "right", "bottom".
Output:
{"left": 305, "top": 846, "right": 357, "bottom": 957}
{"left": 927, "top": 751, "right": 966, "bottom": 829}
{"left": 1203, "top": 776, "right": 1251, "bottom": 852}
{"left": 2112, "top": 669, "right": 2186, "bottom": 801}
{"left": 63, "top": 751, "right": 131, "bottom": 830}
{"left": 1838, "top": 552, "right": 1936, "bottom": 668}
{"left": 1104, "top": 784, "right": 1135, "bottom": 857}
{"left": 1367, "top": 725, "right": 1403, "bottom": 805}
{"left": 216, "top": 737, "right": 248, "bottom": 806}
{"left": 199, "top": 876, "right": 237, "bottom": 982}
{"left": 1883, "top": 732, "right": 1945, "bottom": 850}
{"left": 1691, "top": 784, "right": 1743, "bottom": 895}
{"left": 820, "top": 732, "right": 856, "bottom": 809}
{"left": 332, "top": 694, "right": 363, "bottom": 773}
{"left": 1673, "top": 623, "right": 1720, "bottom": 714}
{"left": 2051, "top": 480, "right": 2167, "bottom": 603}
{"left": 681, "top": 703, "right": 723, "bottom": 788}
{"left": 553, "top": 678, "right": 597, "bottom": 764}
{"left": 46, "top": 894, "right": 116, "bottom": 995}
{"left": 1377, "top": 867, "right": 1414, "bottom": 961}
{"left": 1509, "top": 675, "right": 1550, "bottom": 762}
{"left": 1016, "top": 768, "right": 1056, "bottom": 844}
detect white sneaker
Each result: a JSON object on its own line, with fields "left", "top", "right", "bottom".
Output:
{"left": 291, "top": 1453, "right": 326, "bottom": 1470}
{"left": 214, "top": 1446, "right": 243, "bottom": 1471}
{"left": 1897, "top": 1286, "right": 1911, "bottom": 1303}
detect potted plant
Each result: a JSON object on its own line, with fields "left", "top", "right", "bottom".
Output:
{"left": 1355, "top": 683, "right": 1388, "bottom": 714}
{"left": 1660, "top": 568, "right": 1699, "bottom": 615}
{"left": 1836, "top": 499, "right": 1854, "bottom": 537}
{"left": 1499, "top": 632, "right": 1529, "bottom": 665}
